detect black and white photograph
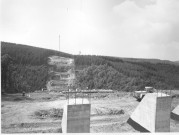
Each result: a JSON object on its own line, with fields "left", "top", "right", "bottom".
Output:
{"left": 1, "top": 0, "right": 179, "bottom": 133}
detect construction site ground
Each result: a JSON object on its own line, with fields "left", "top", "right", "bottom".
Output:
{"left": 1, "top": 91, "right": 179, "bottom": 133}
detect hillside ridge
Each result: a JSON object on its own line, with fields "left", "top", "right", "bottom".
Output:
{"left": 1, "top": 41, "right": 179, "bottom": 93}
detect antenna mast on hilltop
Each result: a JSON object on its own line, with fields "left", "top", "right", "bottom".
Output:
{"left": 59, "top": 34, "right": 60, "bottom": 51}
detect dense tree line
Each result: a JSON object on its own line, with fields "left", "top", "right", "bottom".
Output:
{"left": 1, "top": 54, "right": 48, "bottom": 93}
{"left": 76, "top": 64, "right": 133, "bottom": 91}
{"left": 1, "top": 42, "right": 72, "bottom": 65}
{"left": 1, "top": 42, "right": 71, "bottom": 93}
{"left": 74, "top": 55, "right": 179, "bottom": 91}
{"left": 1, "top": 41, "right": 179, "bottom": 93}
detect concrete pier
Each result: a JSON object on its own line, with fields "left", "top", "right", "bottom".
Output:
{"left": 62, "top": 98, "right": 91, "bottom": 133}
{"left": 129, "top": 93, "right": 172, "bottom": 132}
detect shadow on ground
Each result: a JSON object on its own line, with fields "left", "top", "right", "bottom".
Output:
{"left": 171, "top": 112, "right": 179, "bottom": 121}
{"left": 127, "top": 118, "right": 150, "bottom": 133}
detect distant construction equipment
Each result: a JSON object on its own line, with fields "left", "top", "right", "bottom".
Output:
{"left": 133, "top": 87, "right": 155, "bottom": 101}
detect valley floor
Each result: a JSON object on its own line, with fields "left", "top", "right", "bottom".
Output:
{"left": 1, "top": 91, "right": 179, "bottom": 133}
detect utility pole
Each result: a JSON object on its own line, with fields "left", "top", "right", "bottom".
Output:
{"left": 59, "top": 34, "right": 60, "bottom": 51}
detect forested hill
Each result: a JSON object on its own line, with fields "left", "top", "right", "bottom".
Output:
{"left": 74, "top": 55, "right": 179, "bottom": 91}
{"left": 1, "top": 41, "right": 179, "bottom": 93}
{"left": 1, "top": 42, "right": 72, "bottom": 65}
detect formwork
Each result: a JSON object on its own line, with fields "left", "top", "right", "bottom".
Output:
{"left": 129, "top": 93, "right": 172, "bottom": 132}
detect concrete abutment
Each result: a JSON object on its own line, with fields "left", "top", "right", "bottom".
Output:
{"left": 129, "top": 93, "right": 172, "bottom": 132}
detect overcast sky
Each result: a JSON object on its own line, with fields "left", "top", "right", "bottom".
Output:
{"left": 1, "top": 0, "right": 179, "bottom": 61}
